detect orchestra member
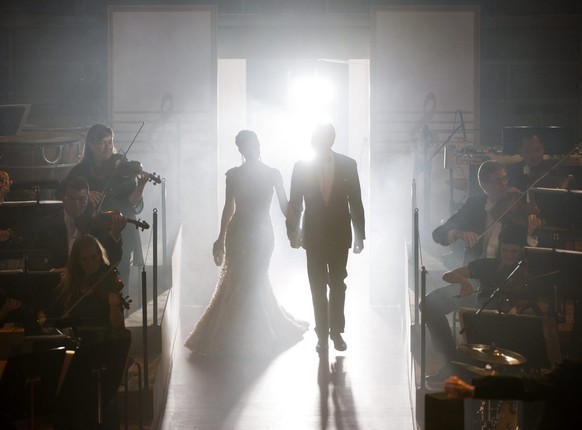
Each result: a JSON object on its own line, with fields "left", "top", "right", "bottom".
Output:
{"left": 433, "top": 160, "right": 540, "bottom": 265}
{"left": 33, "top": 175, "right": 126, "bottom": 271}
{"left": 50, "top": 235, "right": 128, "bottom": 430}
{"left": 507, "top": 132, "right": 568, "bottom": 192}
{"left": 66, "top": 124, "right": 149, "bottom": 286}
{"left": 423, "top": 226, "right": 530, "bottom": 383}
{"left": 50, "top": 234, "right": 127, "bottom": 334}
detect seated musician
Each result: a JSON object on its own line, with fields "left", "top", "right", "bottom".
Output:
{"left": 433, "top": 160, "right": 540, "bottom": 266}
{"left": 32, "top": 175, "right": 126, "bottom": 271}
{"left": 423, "top": 226, "right": 533, "bottom": 383}
{"left": 45, "top": 235, "right": 128, "bottom": 430}
{"left": 507, "top": 131, "right": 568, "bottom": 192}
{"left": 48, "top": 235, "right": 128, "bottom": 338}
{"left": 444, "top": 358, "right": 582, "bottom": 430}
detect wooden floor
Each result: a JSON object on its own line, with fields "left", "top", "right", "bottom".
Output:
{"left": 157, "top": 255, "right": 415, "bottom": 430}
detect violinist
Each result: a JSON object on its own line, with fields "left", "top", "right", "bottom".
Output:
{"left": 507, "top": 132, "right": 568, "bottom": 192}
{"left": 423, "top": 226, "right": 530, "bottom": 384}
{"left": 50, "top": 235, "right": 127, "bottom": 333}
{"left": 45, "top": 235, "right": 127, "bottom": 430}
{"left": 32, "top": 175, "right": 126, "bottom": 271}
{"left": 433, "top": 160, "right": 540, "bottom": 265}
{"left": 66, "top": 124, "right": 150, "bottom": 285}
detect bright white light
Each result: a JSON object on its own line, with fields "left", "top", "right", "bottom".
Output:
{"left": 287, "top": 74, "right": 336, "bottom": 160}
{"left": 290, "top": 76, "right": 335, "bottom": 112}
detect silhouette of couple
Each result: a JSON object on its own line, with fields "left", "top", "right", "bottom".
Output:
{"left": 185, "top": 124, "right": 365, "bottom": 357}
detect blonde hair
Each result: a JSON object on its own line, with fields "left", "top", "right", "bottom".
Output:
{"left": 56, "top": 235, "right": 109, "bottom": 311}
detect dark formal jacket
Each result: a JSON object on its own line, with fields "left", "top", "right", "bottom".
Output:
{"left": 432, "top": 194, "right": 488, "bottom": 263}
{"left": 33, "top": 209, "right": 122, "bottom": 269}
{"left": 287, "top": 152, "right": 365, "bottom": 250}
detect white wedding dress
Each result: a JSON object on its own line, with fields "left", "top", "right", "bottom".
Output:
{"left": 185, "top": 162, "right": 308, "bottom": 358}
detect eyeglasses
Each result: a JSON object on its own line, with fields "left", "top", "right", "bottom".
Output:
{"left": 64, "top": 195, "right": 89, "bottom": 204}
{"left": 487, "top": 175, "right": 508, "bottom": 185}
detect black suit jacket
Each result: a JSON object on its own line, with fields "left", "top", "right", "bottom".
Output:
{"left": 287, "top": 152, "right": 365, "bottom": 250}
{"left": 432, "top": 194, "right": 488, "bottom": 263}
{"left": 33, "top": 209, "right": 122, "bottom": 269}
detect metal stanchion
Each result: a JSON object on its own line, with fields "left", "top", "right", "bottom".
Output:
{"left": 414, "top": 207, "right": 420, "bottom": 324}
{"left": 141, "top": 268, "right": 149, "bottom": 391}
{"left": 152, "top": 208, "right": 158, "bottom": 326}
{"left": 420, "top": 266, "right": 427, "bottom": 390}
{"left": 161, "top": 179, "right": 167, "bottom": 268}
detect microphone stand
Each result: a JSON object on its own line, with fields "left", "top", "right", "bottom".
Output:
{"left": 460, "top": 259, "right": 525, "bottom": 335}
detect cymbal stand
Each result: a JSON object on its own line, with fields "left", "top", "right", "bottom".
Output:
{"left": 93, "top": 365, "right": 108, "bottom": 429}
{"left": 460, "top": 260, "right": 525, "bottom": 335}
{"left": 27, "top": 375, "right": 41, "bottom": 430}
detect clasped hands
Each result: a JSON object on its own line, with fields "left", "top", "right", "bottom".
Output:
{"left": 212, "top": 239, "right": 225, "bottom": 266}
{"left": 288, "top": 229, "right": 364, "bottom": 254}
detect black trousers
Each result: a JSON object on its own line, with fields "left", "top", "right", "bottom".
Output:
{"left": 306, "top": 246, "right": 349, "bottom": 340}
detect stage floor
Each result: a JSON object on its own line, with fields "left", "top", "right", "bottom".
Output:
{"left": 157, "top": 255, "right": 414, "bottom": 430}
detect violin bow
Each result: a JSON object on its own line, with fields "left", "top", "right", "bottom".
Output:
{"left": 474, "top": 141, "right": 582, "bottom": 244}
{"left": 61, "top": 259, "right": 121, "bottom": 320}
{"left": 93, "top": 121, "right": 145, "bottom": 218}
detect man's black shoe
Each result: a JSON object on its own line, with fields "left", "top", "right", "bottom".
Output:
{"left": 316, "top": 340, "right": 328, "bottom": 353}
{"left": 330, "top": 333, "right": 347, "bottom": 351}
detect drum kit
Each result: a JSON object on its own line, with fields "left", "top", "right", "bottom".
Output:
{"left": 453, "top": 343, "right": 526, "bottom": 430}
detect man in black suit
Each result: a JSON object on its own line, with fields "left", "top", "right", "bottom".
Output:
{"left": 33, "top": 175, "right": 125, "bottom": 271}
{"left": 287, "top": 123, "right": 365, "bottom": 353}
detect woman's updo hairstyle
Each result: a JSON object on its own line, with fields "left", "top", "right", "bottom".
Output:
{"left": 235, "top": 130, "right": 258, "bottom": 148}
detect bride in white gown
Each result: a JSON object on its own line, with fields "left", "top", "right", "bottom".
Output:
{"left": 185, "top": 130, "right": 308, "bottom": 357}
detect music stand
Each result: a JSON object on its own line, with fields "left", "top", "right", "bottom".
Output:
{"left": 56, "top": 336, "right": 131, "bottom": 429}
{"left": 525, "top": 246, "right": 582, "bottom": 299}
{"left": 530, "top": 188, "right": 582, "bottom": 236}
{"left": 0, "top": 347, "right": 66, "bottom": 428}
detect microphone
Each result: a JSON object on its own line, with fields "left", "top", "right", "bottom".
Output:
{"left": 458, "top": 110, "right": 467, "bottom": 143}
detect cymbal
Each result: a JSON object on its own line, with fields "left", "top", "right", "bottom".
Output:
{"left": 458, "top": 343, "right": 526, "bottom": 366}
{"left": 451, "top": 361, "right": 499, "bottom": 377}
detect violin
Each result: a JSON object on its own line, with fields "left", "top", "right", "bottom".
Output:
{"left": 100, "top": 153, "right": 162, "bottom": 185}
{"left": 489, "top": 188, "right": 538, "bottom": 228}
{"left": 63, "top": 263, "right": 131, "bottom": 319}
{"left": 88, "top": 264, "right": 132, "bottom": 311}
{"left": 93, "top": 210, "right": 150, "bottom": 231}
